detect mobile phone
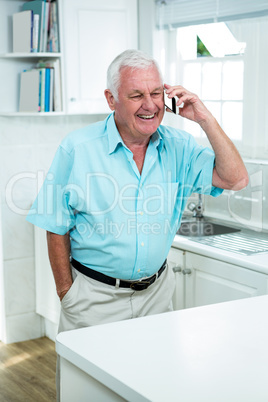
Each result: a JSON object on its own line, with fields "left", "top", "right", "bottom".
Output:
{"left": 164, "top": 92, "right": 177, "bottom": 114}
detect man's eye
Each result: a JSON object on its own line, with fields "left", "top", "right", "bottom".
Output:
{"left": 152, "top": 92, "right": 162, "bottom": 97}
{"left": 131, "top": 94, "right": 142, "bottom": 99}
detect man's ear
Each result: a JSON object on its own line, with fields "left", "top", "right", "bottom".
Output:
{"left": 104, "top": 89, "right": 116, "bottom": 111}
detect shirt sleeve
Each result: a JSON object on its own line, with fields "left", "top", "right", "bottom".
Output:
{"left": 26, "top": 145, "right": 75, "bottom": 234}
{"left": 185, "top": 135, "right": 223, "bottom": 197}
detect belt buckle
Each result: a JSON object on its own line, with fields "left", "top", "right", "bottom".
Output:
{"left": 130, "top": 280, "right": 150, "bottom": 291}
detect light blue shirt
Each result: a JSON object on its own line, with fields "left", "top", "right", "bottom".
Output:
{"left": 27, "top": 113, "right": 223, "bottom": 279}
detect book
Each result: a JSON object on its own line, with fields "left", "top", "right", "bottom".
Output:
{"left": 19, "top": 69, "right": 40, "bottom": 112}
{"left": 22, "top": 1, "right": 45, "bottom": 52}
{"left": 32, "top": 14, "right": 39, "bottom": 52}
{"left": 40, "top": 68, "right": 46, "bottom": 112}
{"left": 13, "top": 10, "right": 33, "bottom": 53}
{"left": 42, "top": 1, "right": 50, "bottom": 52}
{"left": 38, "top": 69, "right": 42, "bottom": 111}
{"left": 52, "top": 59, "right": 62, "bottom": 111}
{"left": 49, "top": 68, "right": 54, "bottom": 111}
{"left": 45, "top": 67, "right": 51, "bottom": 111}
{"left": 53, "top": 1, "right": 59, "bottom": 52}
{"left": 48, "top": 1, "right": 59, "bottom": 52}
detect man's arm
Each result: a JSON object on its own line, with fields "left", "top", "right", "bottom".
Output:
{"left": 164, "top": 84, "right": 249, "bottom": 190}
{"left": 47, "top": 231, "right": 72, "bottom": 301}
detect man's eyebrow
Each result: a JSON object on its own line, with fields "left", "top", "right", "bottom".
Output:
{"left": 130, "top": 87, "right": 164, "bottom": 94}
{"left": 130, "top": 89, "right": 143, "bottom": 94}
{"left": 149, "top": 87, "right": 164, "bottom": 94}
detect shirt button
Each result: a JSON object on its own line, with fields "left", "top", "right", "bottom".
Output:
{"left": 141, "top": 242, "right": 144, "bottom": 247}
{"left": 140, "top": 211, "right": 144, "bottom": 216}
{"left": 137, "top": 269, "right": 141, "bottom": 273}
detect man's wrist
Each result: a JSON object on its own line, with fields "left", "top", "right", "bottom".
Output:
{"left": 57, "top": 287, "right": 71, "bottom": 301}
{"left": 198, "top": 113, "right": 217, "bottom": 132}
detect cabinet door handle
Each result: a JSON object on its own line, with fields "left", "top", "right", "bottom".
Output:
{"left": 182, "top": 268, "right": 192, "bottom": 275}
{"left": 173, "top": 265, "right": 182, "bottom": 273}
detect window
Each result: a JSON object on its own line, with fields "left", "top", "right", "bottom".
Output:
{"left": 155, "top": 15, "right": 268, "bottom": 159}
{"left": 176, "top": 23, "right": 244, "bottom": 141}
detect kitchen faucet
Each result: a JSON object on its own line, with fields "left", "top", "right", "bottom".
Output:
{"left": 187, "top": 193, "right": 204, "bottom": 218}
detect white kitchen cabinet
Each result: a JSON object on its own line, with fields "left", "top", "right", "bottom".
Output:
{"left": 167, "top": 248, "right": 185, "bottom": 310}
{"left": 185, "top": 252, "right": 268, "bottom": 308}
{"left": 169, "top": 247, "right": 268, "bottom": 310}
{"left": 62, "top": 0, "right": 138, "bottom": 114}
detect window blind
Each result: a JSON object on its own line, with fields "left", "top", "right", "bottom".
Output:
{"left": 156, "top": 0, "right": 268, "bottom": 29}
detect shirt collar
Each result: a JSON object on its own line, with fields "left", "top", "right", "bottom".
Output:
{"left": 152, "top": 129, "right": 164, "bottom": 153}
{"left": 107, "top": 112, "right": 164, "bottom": 154}
{"left": 107, "top": 113, "right": 124, "bottom": 155}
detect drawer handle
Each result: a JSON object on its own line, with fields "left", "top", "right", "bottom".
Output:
{"left": 182, "top": 268, "right": 192, "bottom": 275}
{"left": 173, "top": 265, "right": 182, "bottom": 273}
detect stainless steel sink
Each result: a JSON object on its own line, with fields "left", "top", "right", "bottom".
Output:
{"left": 177, "top": 220, "right": 240, "bottom": 237}
{"left": 176, "top": 217, "right": 268, "bottom": 255}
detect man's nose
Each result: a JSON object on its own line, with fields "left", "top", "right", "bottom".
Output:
{"left": 142, "top": 95, "right": 155, "bottom": 110}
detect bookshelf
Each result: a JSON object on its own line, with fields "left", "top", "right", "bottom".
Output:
{"left": 0, "top": 0, "right": 64, "bottom": 115}
{"left": 1, "top": 0, "right": 138, "bottom": 116}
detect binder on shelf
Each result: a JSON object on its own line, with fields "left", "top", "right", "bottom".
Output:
{"left": 13, "top": 10, "right": 33, "bottom": 53}
{"left": 19, "top": 69, "right": 40, "bottom": 112}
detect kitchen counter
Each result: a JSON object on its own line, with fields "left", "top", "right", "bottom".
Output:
{"left": 56, "top": 295, "right": 268, "bottom": 402}
{"left": 173, "top": 221, "right": 268, "bottom": 275}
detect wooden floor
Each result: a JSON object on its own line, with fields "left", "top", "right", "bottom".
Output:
{"left": 0, "top": 337, "right": 57, "bottom": 402}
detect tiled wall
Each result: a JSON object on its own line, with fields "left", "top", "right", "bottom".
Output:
{"left": 0, "top": 114, "right": 107, "bottom": 343}
{"left": 0, "top": 115, "right": 267, "bottom": 343}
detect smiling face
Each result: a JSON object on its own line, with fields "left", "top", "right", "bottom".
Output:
{"left": 105, "top": 65, "right": 165, "bottom": 145}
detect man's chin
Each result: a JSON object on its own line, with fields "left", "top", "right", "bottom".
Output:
{"left": 137, "top": 118, "right": 160, "bottom": 133}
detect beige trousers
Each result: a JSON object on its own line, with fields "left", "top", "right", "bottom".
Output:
{"left": 57, "top": 264, "right": 175, "bottom": 400}
{"left": 59, "top": 263, "right": 175, "bottom": 333}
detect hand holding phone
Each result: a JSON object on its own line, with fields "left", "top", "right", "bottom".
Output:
{"left": 164, "top": 91, "right": 178, "bottom": 114}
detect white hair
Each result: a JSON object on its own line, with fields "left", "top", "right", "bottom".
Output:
{"left": 106, "top": 49, "right": 163, "bottom": 101}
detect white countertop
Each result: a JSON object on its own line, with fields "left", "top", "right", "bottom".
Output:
{"left": 172, "top": 230, "right": 268, "bottom": 275}
{"left": 56, "top": 295, "right": 268, "bottom": 402}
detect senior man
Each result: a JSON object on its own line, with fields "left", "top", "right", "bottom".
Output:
{"left": 27, "top": 49, "right": 248, "bottom": 333}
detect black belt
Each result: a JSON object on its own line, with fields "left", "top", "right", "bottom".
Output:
{"left": 71, "top": 258, "right": 167, "bottom": 291}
